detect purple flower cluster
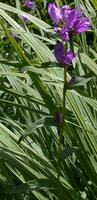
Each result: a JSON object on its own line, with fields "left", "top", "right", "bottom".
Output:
{"left": 22, "top": 1, "right": 34, "bottom": 23}
{"left": 26, "top": 1, "right": 34, "bottom": 10}
{"left": 48, "top": 3, "right": 90, "bottom": 65}
{"left": 48, "top": 3, "right": 90, "bottom": 42}
{"left": 54, "top": 43, "right": 78, "bottom": 65}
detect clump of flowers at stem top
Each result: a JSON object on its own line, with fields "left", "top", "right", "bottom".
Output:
{"left": 54, "top": 43, "right": 78, "bottom": 65}
{"left": 48, "top": 3, "right": 90, "bottom": 41}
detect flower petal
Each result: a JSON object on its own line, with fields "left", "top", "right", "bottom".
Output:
{"left": 54, "top": 43, "right": 65, "bottom": 64}
{"left": 22, "top": 16, "right": 27, "bottom": 22}
{"left": 74, "top": 17, "right": 90, "bottom": 33}
{"left": 68, "top": 76, "right": 76, "bottom": 86}
{"left": 55, "top": 112, "right": 61, "bottom": 125}
{"left": 26, "top": 1, "right": 34, "bottom": 9}
{"left": 66, "top": 7, "right": 78, "bottom": 28}
{"left": 60, "top": 28, "right": 70, "bottom": 41}
{"left": 12, "top": 33, "right": 18, "bottom": 40}
{"left": 64, "top": 50, "right": 78, "bottom": 65}
{"left": 48, "top": 3, "right": 62, "bottom": 24}
{"left": 61, "top": 5, "right": 71, "bottom": 20}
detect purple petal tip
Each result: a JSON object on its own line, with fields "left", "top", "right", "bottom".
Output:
{"left": 26, "top": 1, "right": 34, "bottom": 9}
{"left": 12, "top": 33, "right": 18, "bottom": 40}
{"left": 55, "top": 112, "right": 61, "bottom": 125}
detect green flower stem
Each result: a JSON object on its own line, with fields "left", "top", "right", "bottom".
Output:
{"left": 57, "top": 67, "right": 67, "bottom": 195}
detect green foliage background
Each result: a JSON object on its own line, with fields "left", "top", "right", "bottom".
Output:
{"left": 0, "top": 0, "right": 97, "bottom": 199}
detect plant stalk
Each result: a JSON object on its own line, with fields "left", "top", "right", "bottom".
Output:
{"left": 57, "top": 67, "right": 67, "bottom": 198}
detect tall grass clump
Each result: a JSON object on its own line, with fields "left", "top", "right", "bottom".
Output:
{"left": 0, "top": 0, "right": 97, "bottom": 199}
